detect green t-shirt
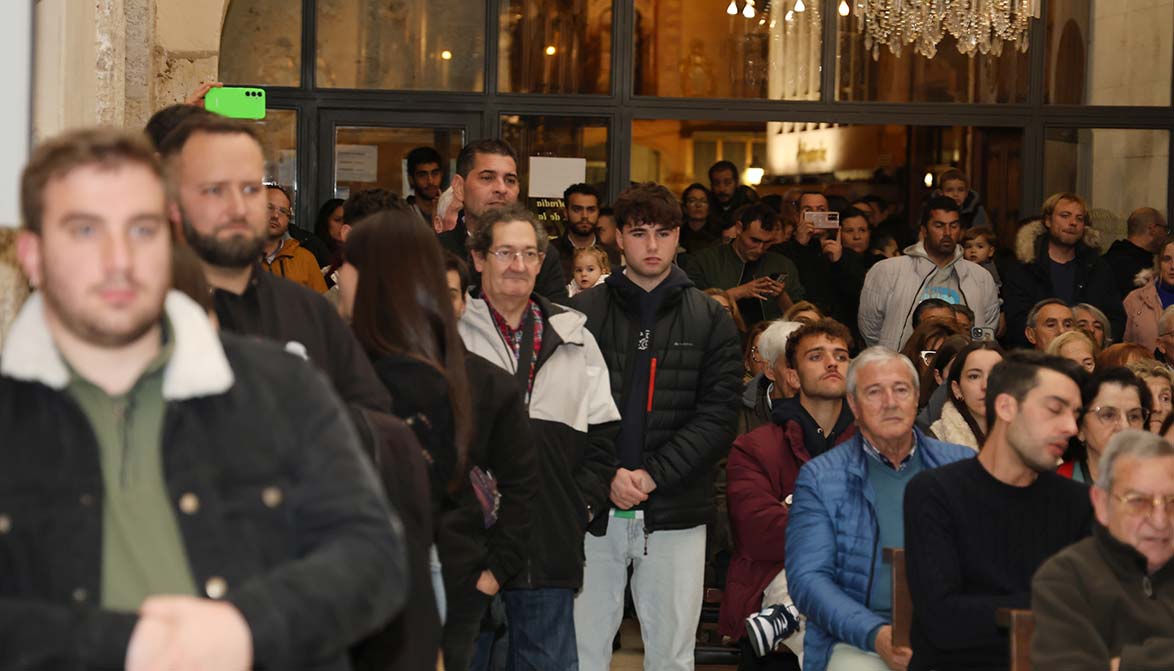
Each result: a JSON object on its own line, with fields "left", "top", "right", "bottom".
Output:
{"left": 65, "top": 321, "right": 197, "bottom": 611}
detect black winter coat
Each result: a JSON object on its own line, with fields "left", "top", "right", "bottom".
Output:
{"left": 1102, "top": 238, "right": 1155, "bottom": 300}
{"left": 1002, "top": 224, "right": 1125, "bottom": 346}
{"left": 571, "top": 269, "right": 743, "bottom": 532}
{"left": 0, "top": 331, "right": 406, "bottom": 671}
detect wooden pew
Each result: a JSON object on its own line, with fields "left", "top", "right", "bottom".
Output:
{"left": 996, "top": 608, "right": 1036, "bottom": 671}
{"left": 882, "top": 548, "right": 913, "bottom": 648}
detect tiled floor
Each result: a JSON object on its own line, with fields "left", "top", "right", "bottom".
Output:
{"left": 610, "top": 619, "right": 738, "bottom": 671}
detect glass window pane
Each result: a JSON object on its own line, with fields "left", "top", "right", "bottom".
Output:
{"left": 499, "top": 0, "right": 612, "bottom": 94}
{"left": 1044, "top": 129, "right": 1168, "bottom": 235}
{"left": 316, "top": 0, "right": 485, "bottom": 91}
{"left": 257, "top": 109, "right": 298, "bottom": 190}
{"left": 332, "top": 126, "right": 464, "bottom": 200}
{"left": 218, "top": 0, "right": 301, "bottom": 87}
{"left": 1046, "top": 2, "right": 1173, "bottom": 106}
{"left": 499, "top": 115, "right": 609, "bottom": 236}
{"left": 633, "top": 119, "right": 1023, "bottom": 243}
{"left": 635, "top": 0, "right": 821, "bottom": 99}
{"left": 836, "top": 7, "right": 1028, "bottom": 102}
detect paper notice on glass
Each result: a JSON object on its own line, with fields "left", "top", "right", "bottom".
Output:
{"left": 336, "top": 145, "right": 379, "bottom": 182}
{"left": 529, "top": 157, "right": 586, "bottom": 198}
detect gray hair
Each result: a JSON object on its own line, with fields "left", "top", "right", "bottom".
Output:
{"left": 466, "top": 204, "right": 549, "bottom": 256}
{"left": 846, "top": 346, "right": 919, "bottom": 399}
{"left": 1160, "top": 305, "right": 1174, "bottom": 337}
{"left": 1026, "top": 298, "right": 1072, "bottom": 330}
{"left": 756, "top": 321, "right": 803, "bottom": 368}
{"left": 1074, "top": 303, "right": 1112, "bottom": 345}
{"left": 1097, "top": 430, "right": 1174, "bottom": 492}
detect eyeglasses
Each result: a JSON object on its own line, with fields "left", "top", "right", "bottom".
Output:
{"left": 266, "top": 203, "right": 292, "bottom": 218}
{"left": 749, "top": 345, "right": 765, "bottom": 363}
{"left": 1088, "top": 405, "right": 1150, "bottom": 427}
{"left": 919, "top": 350, "right": 937, "bottom": 366}
{"left": 1112, "top": 491, "right": 1174, "bottom": 518}
{"left": 488, "top": 248, "right": 543, "bottom": 266}
{"left": 685, "top": 197, "right": 708, "bottom": 206}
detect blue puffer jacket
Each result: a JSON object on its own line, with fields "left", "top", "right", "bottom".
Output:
{"left": 784, "top": 429, "right": 974, "bottom": 671}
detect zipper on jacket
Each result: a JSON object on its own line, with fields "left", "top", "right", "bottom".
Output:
{"left": 862, "top": 492, "right": 881, "bottom": 609}
{"left": 116, "top": 397, "right": 133, "bottom": 488}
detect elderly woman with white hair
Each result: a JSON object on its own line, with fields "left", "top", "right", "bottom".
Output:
{"left": 740, "top": 320, "right": 804, "bottom": 434}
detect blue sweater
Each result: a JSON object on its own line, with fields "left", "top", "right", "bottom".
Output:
{"left": 785, "top": 429, "right": 974, "bottom": 671}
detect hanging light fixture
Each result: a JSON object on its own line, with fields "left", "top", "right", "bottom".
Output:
{"left": 838, "top": 0, "right": 850, "bottom": 17}
{"left": 727, "top": 0, "right": 738, "bottom": 16}
{"left": 855, "top": 0, "right": 1041, "bottom": 59}
{"left": 743, "top": 0, "right": 756, "bottom": 19}
{"left": 794, "top": 0, "right": 806, "bottom": 12}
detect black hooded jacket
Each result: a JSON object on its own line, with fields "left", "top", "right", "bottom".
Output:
{"left": 571, "top": 266, "right": 743, "bottom": 532}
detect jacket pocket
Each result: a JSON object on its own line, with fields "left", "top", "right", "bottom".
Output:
{"left": 215, "top": 481, "right": 296, "bottom": 572}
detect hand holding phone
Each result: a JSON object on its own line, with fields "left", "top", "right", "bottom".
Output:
{"left": 204, "top": 87, "right": 266, "bottom": 120}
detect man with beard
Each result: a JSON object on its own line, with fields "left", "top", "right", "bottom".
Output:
{"left": 261, "top": 185, "right": 327, "bottom": 293}
{"left": 0, "top": 128, "right": 405, "bottom": 670}
{"left": 158, "top": 114, "right": 390, "bottom": 419}
{"left": 1003, "top": 192, "right": 1125, "bottom": 347}
{"left": 437, "top": 139, "right": 566, "bottom": 301}
{"left": 406, "top": 146, "right": 445, "bottom": 225}
{"left": 903, "top": 351, "right": 1094, "bottom": 671}
{"left": 709, "top": 160, "right": 756, "bottom": 230}
{"left": 551, "top": 183, "right": 618, "bottom": 279}
{"left": 859, "top": 196, "right": 999, "bottom": 350}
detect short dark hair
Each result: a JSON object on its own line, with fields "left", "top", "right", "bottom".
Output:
{"left": 145, "top": 104, "right": 210, "bottom": 150}
{"left": 784, "top": 318, "right": 854, "bottom": 369}
{"left": 157, "top": 113, "right": 261, "bottom": 161}
{"left": 343, "top": 188, "right": 402, "bottom": 226}
{"left": 467, "top": 204, "right": 548, "bottom": 255}
{"left": 735, "top": 203, "right": 781, "bottom": 232}
{"left": 798, "top": 191, "right": 828, "bottom": 207}
{"left": 563, "top": 183, "right": 600, "bottom": 204}
{"left": 861, "top": 194, "right": 887, "bottom": 208}
{"left": 920, "top": 196, "right": 962, "bottom": 228}
{"left": 598, "top": 206, "right": 614, "bottom": 218}
{"left": 456, "top": 139, "right": 517, "bottom": 179}
{"left": 937, "top": 169, "right": 968, "bottom": 188}
{"left": 1082, "top": 366, "right": 1153, "bottom": 416}
{"left": 1027, "top": 298, "right": 1072, "bottom": 329}
{"left": 961, "top": 225, "right": 997, "bottom": 246}
{"left": 613, "top": 182, "right": 682, "bottom": 230}
{"left": 985, "top": 350, "right": 1087, "bottom": 423}
{"left": 841, "top": 206, "right": 870, "bottom": 223}
{"left": 265, "top": 183, "right": 292, "bottom": 206}
{"left": 708, "top": 160, "right": 738, "bottom": 182}
{"left": 444, "top": 250, "right": 470, "bottom": 293}
{"left": 912, "top": 298, "right": 954, "bottom": 329}
{"left": 406, "top": 146, "right": 443, "bottom": 177}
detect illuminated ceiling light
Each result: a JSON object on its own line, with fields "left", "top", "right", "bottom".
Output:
{"left": 924, "top": 171, "right": 934, "bottom": 188}
{"left": 727, "top": 0, "right": 738, "bottom": 15}
{"left": 794, "top": 0, "right": 806, "bottom": 12}
{"left": 743, "top": 0, "right": 756, "bottom": 18}
{"left": 745, "top": 167, "right": 765, "bottom": 186}
{"left": 838, "top": 0, "right": 850, "bottom": 16}
{"left": 784, "top": 10, "right": 794, "bottom": 21}
{"left": 858, "top": 0, "right": 1040, "bottom": 58}
{"left": 440, "top": 50, "right": 453, "bottom": 60}
{"left": 544, "top": 45, "right": 557, "bottom": 56}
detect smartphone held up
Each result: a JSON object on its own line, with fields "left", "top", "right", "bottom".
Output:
{"left": 204, "top": 87, "right": 267, "bottom": 120}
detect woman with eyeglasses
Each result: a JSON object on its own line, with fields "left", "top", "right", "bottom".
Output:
{"left": 679, "top": 183, "right": 723, "bottom": 253}
{"left": 898, "top": 317, "right": 964, "bottom": 408}
{"left": 928, "top": 341, "right": 1005, "bottom": 451}
{"left": 1059, "top": 367, "right": 1153, "bottom": 483}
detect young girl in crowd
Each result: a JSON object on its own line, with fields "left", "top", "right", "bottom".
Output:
{"left": 929, "top": 341, "right": 1005, "bottom": 450}
{"left": 566, "top": 246, "right": 611, "bottom": 297}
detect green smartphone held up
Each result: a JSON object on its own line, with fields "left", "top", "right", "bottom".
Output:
{"left": 204, "top": 87, "right": 266, "bottom": 120}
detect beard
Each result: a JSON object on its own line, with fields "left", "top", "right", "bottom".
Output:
{"left": 40, "top": 274, "right": 163, "bottom": 349}
{"left": 183, "top": 215, "right": 265, "bottom": 269}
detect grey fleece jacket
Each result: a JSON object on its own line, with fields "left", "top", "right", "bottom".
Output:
{"left": 858, "top": 241, "right": 1000, "bottom": 350}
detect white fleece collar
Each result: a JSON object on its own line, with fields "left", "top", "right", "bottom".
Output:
{"left": 1, "top": 290, "right": 234, "bottom": 400}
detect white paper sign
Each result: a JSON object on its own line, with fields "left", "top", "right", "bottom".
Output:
{"left": 336, "top": 144, "right": 379, "bottom": 183}
{"left": 529, "top": 156, "right": 587, "bottom": 198}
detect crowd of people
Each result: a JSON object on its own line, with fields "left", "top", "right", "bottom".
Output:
{"left": 0, "top": 93, "right": 1170, "bottom": 671}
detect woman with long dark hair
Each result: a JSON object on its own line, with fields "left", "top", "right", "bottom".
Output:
{"left": 928, "top": 341, "right": 1005, "bottom": 450}
{"left": 314, "top": 197, "right": 346, "bottom": 256}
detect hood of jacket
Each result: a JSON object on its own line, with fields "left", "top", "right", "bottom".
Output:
{"left": 1, "top": 290, "right": 234, "bottom": 400}
{"left": 743, "top": 371, "right": 770, "bottom": 409}
{"left": 604, "top": 265, "right": 694, "bottom": 317}
{"left": 459, "top": 289, "right": 587, "bottom": 370}
{"left": 1014, "top": 219, "right": 1104, "bottom": 265}
{"left": 269, "top": 236, "right": 303, "bottom": 261}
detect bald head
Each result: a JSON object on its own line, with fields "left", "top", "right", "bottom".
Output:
{"left": 1126, "top": 207, "right": 1168, "bottom": 252}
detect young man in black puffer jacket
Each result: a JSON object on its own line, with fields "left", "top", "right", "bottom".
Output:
{"left": 570, "top": 182, "right": 743, "bottom": 671}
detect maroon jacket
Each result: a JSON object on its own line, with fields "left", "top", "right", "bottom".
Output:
{"left": 718, "top": 418, "right": 857, "bottom": 639}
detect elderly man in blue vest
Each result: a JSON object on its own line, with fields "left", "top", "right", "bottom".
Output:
{"left": 784, "top": 347, "right": 973, "bottom": 671}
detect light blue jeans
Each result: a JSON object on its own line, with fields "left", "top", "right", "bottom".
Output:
{"left": 430, "top": 543, "right": 446, "bottom": 624}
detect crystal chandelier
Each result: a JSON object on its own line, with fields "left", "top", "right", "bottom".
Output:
{"left": 852, "top": 0, "right": 1041, "bottom": 59}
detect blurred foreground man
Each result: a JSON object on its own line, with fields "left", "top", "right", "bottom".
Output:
{"left": 1032, "top": 430, "right": 1174, "bottom": 668}
{"left": 0, "top": 128, "right": 405, "bottom": 670}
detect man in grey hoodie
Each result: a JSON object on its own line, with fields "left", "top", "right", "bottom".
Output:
{"left": 858, "top": 197, "right": 1000, "bottom": 350}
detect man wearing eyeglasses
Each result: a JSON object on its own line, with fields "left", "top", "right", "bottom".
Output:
{"left": 261, "top": 185, "right": 327, "bottom": 293}
{"left": 459, "top": 203, "right": 621, "bottom": 670}
{"left": 903, "top": 351, "right": 1094, "bottom": 671}
{"left": 1032, "top": 429, "right": 1174, "bottom": 669}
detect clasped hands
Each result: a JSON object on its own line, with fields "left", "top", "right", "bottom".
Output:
{"left": 125, "top": 596, "right": 252, "bottom": 671}
{"left": 610, "top": 468, "right": 657, "bottom": 509}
